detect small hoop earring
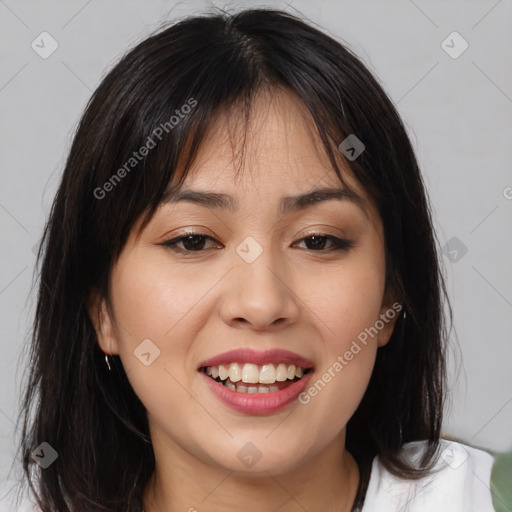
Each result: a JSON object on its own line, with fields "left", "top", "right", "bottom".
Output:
{"left": 105, "top": 354, "right": 112, "bottom": 371}
{"left": 398, "top": 307, "right": 408, "bottom": 343}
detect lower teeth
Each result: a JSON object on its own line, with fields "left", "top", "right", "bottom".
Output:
{"left": 216, "top": 376, "right": 300, "bottom": 394}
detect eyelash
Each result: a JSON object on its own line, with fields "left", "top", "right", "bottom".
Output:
{"left": 161, "top": 231, "right": 354, "bottom": 254}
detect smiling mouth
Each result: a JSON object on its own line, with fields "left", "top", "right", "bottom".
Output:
{"left": 201, "top": 362, "right": 313, "bottom": 394}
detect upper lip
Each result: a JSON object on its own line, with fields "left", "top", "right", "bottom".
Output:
{"left": 198, "top": 348, "right": 315, "bottom": 369}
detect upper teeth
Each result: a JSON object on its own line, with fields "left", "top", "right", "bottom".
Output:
{"left": 206, "top": 363, "right": 305, "bottom": 384}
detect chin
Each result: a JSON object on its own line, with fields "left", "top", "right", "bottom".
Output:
{"left": 203, "top": 437, "right": 313, "bottom": 476}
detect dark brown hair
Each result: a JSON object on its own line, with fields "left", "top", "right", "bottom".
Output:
{"left": 13, "top": 7, "right": 450, "bottom": 511}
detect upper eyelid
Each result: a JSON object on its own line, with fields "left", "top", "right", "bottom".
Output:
{"left": 163, "top": 219, "right": 352, "bottom": 238}
{"left": 167, "top": 229, "right": 344, "bottom": 242}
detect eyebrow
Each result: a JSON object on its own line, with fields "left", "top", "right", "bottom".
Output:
{"left": 161, "top": 186, "right": 367, "bottom": 216}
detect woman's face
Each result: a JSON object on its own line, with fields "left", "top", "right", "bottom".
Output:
{"left": 92, "top": 90, "right": 398, "bottom": 475}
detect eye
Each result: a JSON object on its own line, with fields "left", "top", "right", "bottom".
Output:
{"left": 161, "top": 232, "right": 220, "bottom": 253}
{"left": 294, "top": 234, "right": 354, "bottom": 252}
{"left": 160, "top": 231, "right": 354, "bottom": 254}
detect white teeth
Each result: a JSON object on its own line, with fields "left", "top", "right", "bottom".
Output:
{"left": 218, "top": 364, "right": 229, "bottom": 380}
{"left": 222, "top": 382, "right": 292, "bottom": 394}
{"left": 276, "top": 363, "right": 288, "bottom": 381}
{"left": 259, "top": 364, "right": 276, "bottom": 384}
{"left": 205, "top": 362, "right": 309, "bottom": 386}
{"left": 241, "top": 363, "right": 260, "bottom": 383}
{"left": 228, "top": 362, "right": 242, "bottom": 382}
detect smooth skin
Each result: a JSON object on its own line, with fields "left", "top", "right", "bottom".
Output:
{"left": 89, "top": 88, "right": 399, "bottom": 512}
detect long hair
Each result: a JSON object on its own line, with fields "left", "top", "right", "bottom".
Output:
{"left": 14, "top": 7, "right": 450, "bottom": 511}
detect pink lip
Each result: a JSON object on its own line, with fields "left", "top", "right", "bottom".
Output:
{"left": 197, "top": 348, "right": 315, "bottom": 369}
{"left": 200, "top": 370, "right": 314, "bottom": 415}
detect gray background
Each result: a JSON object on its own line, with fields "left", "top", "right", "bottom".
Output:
{"left": 1, "top": 0, "right": 511, "bottom": 480}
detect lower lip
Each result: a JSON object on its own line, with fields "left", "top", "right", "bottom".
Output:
{"left": 199, "top": 370, "right": 314, "bottom": 415}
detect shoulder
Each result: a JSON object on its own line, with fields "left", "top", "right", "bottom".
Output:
{"left": 361, "top": 439, "right": 497, "bottom": 512}
{"left": 0, "top": 479, "right": 38, "bottom": 512}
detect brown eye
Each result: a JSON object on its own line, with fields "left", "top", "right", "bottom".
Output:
{"left": 161, "top": 232, "right": 353, "bottom": 255}
{"left": 294, "top": 235, "right": 354, "bottom": 251}
{"left": 161, "top": 232, "right": 220, "bottom": 253}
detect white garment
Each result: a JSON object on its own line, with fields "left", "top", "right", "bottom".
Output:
{"left": 361, "top": 439, "right": 497, "bottom": 512}
{"left": 0, "top": 440, "right": 496, "bottom": 511}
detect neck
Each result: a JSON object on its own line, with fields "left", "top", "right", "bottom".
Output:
{"left": 143, "top": 430, "right": 360, "bottom": 512}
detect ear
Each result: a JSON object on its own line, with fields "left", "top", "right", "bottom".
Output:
{"left": 86, "top": 290, "right": 120, "bottom": 356}
{"left": 376, "top": 292, "right": 402, "bottom": 348}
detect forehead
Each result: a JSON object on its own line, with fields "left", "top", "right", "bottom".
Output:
{"left": 170, "top": 88, "right": 374, "bottom": 216}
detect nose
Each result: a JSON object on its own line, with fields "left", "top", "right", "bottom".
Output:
{"left": 219, "top": 244, "right": 300, "bottom": 331}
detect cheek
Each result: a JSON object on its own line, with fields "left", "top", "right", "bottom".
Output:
{"left": 299, "top": 309, "right": 379, "bottom": 446}
{"left": 295, "top": 244, "right": 385, "bottom": 430}
{"left": 111, "top": 249, "right": 214, "bottom": 345}
{"left": 108, "top": 260, "right": 210, "bottom": 443}
{"left": 108, "top": 254, "right": 223, "bottom": 463}
{"left": 309, "top": 245, "right": 386, "bottom": 345}
{"left": 108, "top": 253, "right": 208, "bottom": 396}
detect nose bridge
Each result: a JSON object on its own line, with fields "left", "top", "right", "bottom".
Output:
{"left": 221, "top": 233, "right": 298, "bottom": 329}
{"left": 238, "top": 239, "right": 280, "bottom": 287}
